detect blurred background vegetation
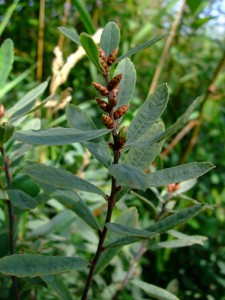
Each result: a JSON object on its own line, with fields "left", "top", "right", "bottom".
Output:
{"left": 0, "top": 0, "right": 225, "bottom": 299}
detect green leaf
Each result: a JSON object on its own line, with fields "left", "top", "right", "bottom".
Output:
{"left": 146, "top": 203, "right": 205, "bottom": 233}
{"left": 124, "top": 122, "right": 164, "bottom": 170}
{"left": 80, "top": 33, "right": 104, "bottom": 73}
{"left": 24, "top": 163, "right": 105, "bottom": 196}
{"left": 126, "top": 97, "right": 201, "bottom": 149}
{"left": 0, "top": 122, "right": 14, "bottom": 145}
{"left": 0, "top": 65, "right": 36, "bottom": 100}
{"left": 28, "top": 210, "right": 76, "bottom": 239}
{"left": 132, "top": 279, "right": 180, "bottom": 300}
{"left": 114, "top": 58, "right": 136, "bottom": 108}
{"left": 73, "top": 0, "right": 95, "bottom": 34}
{"left": 127, "top": 84, "right": 169, "bottom": 144}
{"left": 58, "top": 27, "right": 80, "bottom": 45}
{"left": 14, "top": 127, "right": 111, "bottom": 145}
{"left": 0, "top": 254, "right": 88, "bottom": 277}
{"left": 0, "top": 39, "right": 14, "bottom": 86}
{"left": 66, "top": 104, "right": 112, "bottom": 167}
{"left": 95, "top": 207, "right": 138, "bottom": 273}
{"left": 50, "top": 190, "right": 100, "bottom": 231}
{"left": 100, "top": 22, "right": 120, "bottom": 56}
{"left": 7, "top": 81, "right": 48, "bottom": 117}
{"left": 116, "top": 35, "right": 166, "bottom": 62}
{"left": 109, "top": 164, "right": 148, "bottom": 190}
{"left": 106, "top": 204, "right": 205, "bottom": 247}
{"left": 106, "top": 223, "right": 157, "bottom": 240}
{"left": 41, "top": 275, "right": 73, "bottom": 300}
{"left": 8, "top": 189, "right": 38, "bottom": 210}
{"left": 0, "top": 1, "right": 19, "bottom": 36}
{"left": 147, "top": 162, "right": 215, "bottom": 187}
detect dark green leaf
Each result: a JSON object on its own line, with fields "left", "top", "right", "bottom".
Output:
{"left": 0, "top": 254, "right": 88, "bottom": 277}
{"left": 147, "top": 162, "right": 215, "bottom": 187}
{"left": 14, "top": 127, "right": 110, "bottom": 145}
{"left": 0, "top": 39, "right": 14, "bottom": 86}
{"left": 95, "top": 207, "right": 138, "bottom": 273}
{"left": 24, "top": 163, "right": 105, "bottom": 196}
{"left": 114, "top": 58, "right": 136, "bottom": 108}
{"left": 58, "top": 27, "right": 80, "bottom": 45}
{"left": 124, "top": 122, "right": 164, "bottom": 170}
{"left": 51, "top": 190, "right": 100, "bottom": 230}
{"left": 127, "top": 84, "right": 169, "bottom": 144}
{"left": 109, "top": 164, "right": 148, "bottom": 190}
{"left": 132, "top": 279, "right": 180, "bottom": 300}
{"left": 73, "top": 0, "right": 95, "bottom": 34}
{"left": 41, "top": 275, "right": 73, "bottom": 300}
{"left": 8, "top": 189, "right": 38, "bottom": 210}
{"left": 80, "top": 33, "right": 104, "bottom": 73}
{"left": 0, "top": 122, "right": 14, "bottom": 145}
{"left": 116, "top": 35, "right": 166, "bottom": 62}
{"left": 100, "top": 22, "right": 120, "bottom": 56}
{"left": 83, "top": 141, "right": 112, "bottom": 167}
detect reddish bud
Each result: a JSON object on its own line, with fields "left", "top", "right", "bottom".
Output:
{"left": 92, "top": 82, "right": 109, "bottom": 96}
{"left": 108, "top": 74, "right": 122, "bottom": 90}
{"left": 107, "top": 48, "right": 119, "bottom": 66}
{"left": 114, "top": 104, "right": 129, "bottom": 119}
{"left": 102, "top": 114, "right": 114, "bottom": 129}
{"left": 167, "top": 183, "right": 180, "bottom": 193}
{"left": 100, "top": 58, "right": 109, "bottom": 72}
{"left": 0, "top": 105, "right": 5, "bottom": 118}
{"left": 95, "top": 98, "right": 109, "bottom": 112}
{"left": 98, "top": 47, "right": 106, "bottom": 60}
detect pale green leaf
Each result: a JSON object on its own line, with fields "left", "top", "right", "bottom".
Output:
{"left": 126, "top": 97, "right": 201, "bottom": 149}
{"left": 83, "top": 141, "right": 112, "bottom": 167}
{"left": 8, "top": 189, "right": 38, "bottom": 210}
{"left": 7, "top": 81, "right": 48, "bottom": 117}
{"left": 147, "top": 162, "right": 215, "bottom": 187}
{"left": 124, "top": 122, "right": 164, "bottom": 170}
{"left": 116, "top": 35, "right": 166, "bottom": 62}
{"left": 0, "top": 1, "right": 19, "bottom": 36}
{"left": 95, "top": 207, "right": 138, "bottom": 273}
{"left": 109, "top": 164, "right": 148, "bottom": 190}
{"left": 14, "top": 127, "right": 111, "bottom": 145}
{"left": 80, "top": 33, "right": 104, "bottom": 73}
{"left": 100, "top": 22, "right": 120, "bottom": 56}
{"left": 0, "top": 254, "right": 88, "bottom": 277}
{"left": 132, "top": 279, "right": 180, "bottom": 300}
{"left": 51, "top": 190, "right": 100, "bottom": 230}
{"left": 24, "top": 163, "right": 105, "bottom": 196}
{"left": 41, "top": 275, "right": 73, "bottom": 300}
{"left": 0, "top": 39, "right": 14, "bottom": 86}
{"left": 114, "top": 58, "right": 136, "bottom": 108}
{"left": 58, "top": 27, "right": 80, "bottom": 45}
{"left": 127, "top": 84, "right": 169, "bottom": 144}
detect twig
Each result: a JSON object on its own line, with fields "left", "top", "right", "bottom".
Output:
{"left": 0, "top": 146, "right": 20, "bottom": 300}
{"left": 36, "top": 0, "right": 45, "bottom": 83}
{"left": 148, "top": 0, "right": 186, "bottom": 95}
{"left": 180, "top": 51, "right": 225, "bottom": 163}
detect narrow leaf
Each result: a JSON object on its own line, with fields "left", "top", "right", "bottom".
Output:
{"left": 73, "top": 0, "right": 95, "bottom": 34}
{"left": 51, "top": 190, "right": 100, "bottom": 230}
{"left": 0, "top": 255, "right": 88, "bottom": 277}
{"left": 132, "top": 279, "right": 180, "bottom": 300}
{"left": 95, "top": 207, "right": 138, "bottom": 273}
{"left": 124, "top": 122, "right": 164, "bottom": 170}
{"left": 7, "top": 81, "right": 48, "bottom": 117}
{"left": 0, "top": 0, "right": 19, "bottom": 36}
{"left": 80, "top": 33, "right": 104, "bottom": 73}
{"left": 100, "top": 22, "right": 120, "bottom": 56}
{"left": 126, "top": 97, "right": 201, "bottom": 149}
{"left": 14, "top": 127, "right": 111, "bottom": 145}
{"left": 41, "top": 275, "right": 73, "bottom": 300}
{"left": 58, "top": 27, "right": 80, "bottom": 45}
{"left": 116, "top": 35, "right": 166, "bottom": 62}
{"left": 127, "top": 84, "right": 169, "bottom": 143}
{"left": 8, "top": 189, "right": 38, "bottom": 210}
{"left": 24, "top": 163, "right": 105, "bottom": 196}
{"left": 0, "top": 39, "right": 14, "bottom": 86}
{"left": 114, "top": 58, "right": 136, "bottom": 108}
{"left": 147, "top": 162, "right": 215, "bottom": 187}
{"left": 109, "top": 164, "right": 148, "bottom": 190}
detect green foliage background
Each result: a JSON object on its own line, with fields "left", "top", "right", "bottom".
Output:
{"left": 0, "top": 0, "right": 224, "bottom": 299}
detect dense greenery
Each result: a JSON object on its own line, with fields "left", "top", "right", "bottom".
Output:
{"left": 0, "top": 1, "right": 224, "bottom": 299}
